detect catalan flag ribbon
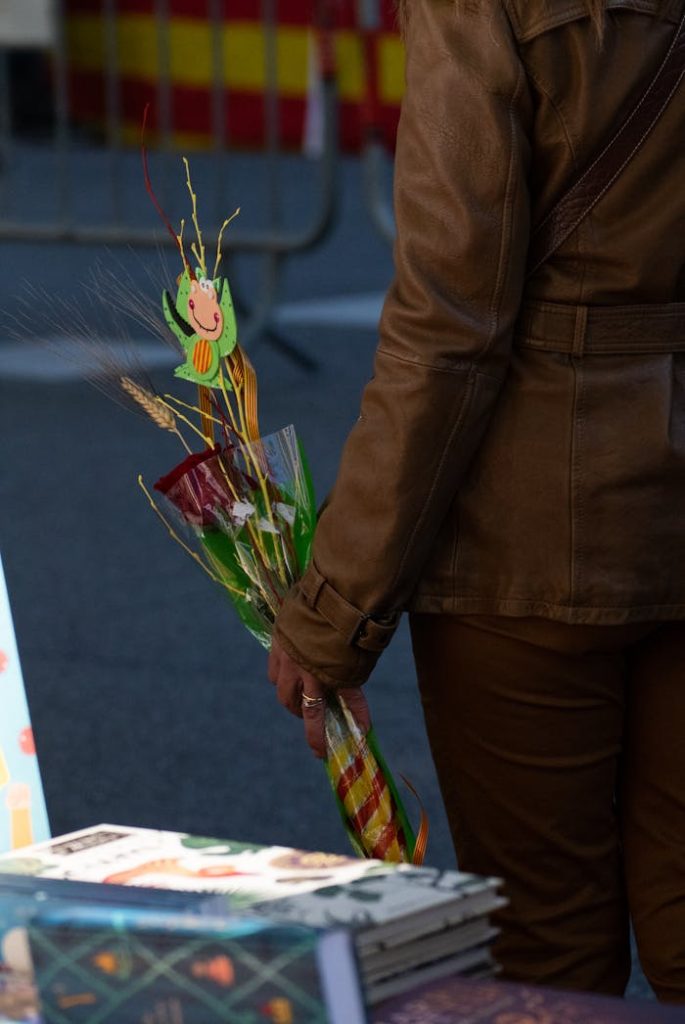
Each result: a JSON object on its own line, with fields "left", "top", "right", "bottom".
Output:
{"left": 325, "top": 696, "right": 419, "bottom": 863}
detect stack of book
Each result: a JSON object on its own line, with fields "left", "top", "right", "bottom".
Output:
{"left": 0, "top": 824, "right": 504, "bottom": 1021}
{"left": 255, "top": 862, "right": 503, "bottom": 1003}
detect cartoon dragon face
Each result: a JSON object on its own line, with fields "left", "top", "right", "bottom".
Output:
{"left": 188, "top": 276, "right": 223, "bottom": 340}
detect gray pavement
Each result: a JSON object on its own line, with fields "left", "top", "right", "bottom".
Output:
{"left": 0, "top": 148, "right": 653, "bottom": 1000}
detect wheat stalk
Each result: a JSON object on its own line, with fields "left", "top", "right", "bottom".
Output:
{"left": 120, "top": 376, "right": 192, "bottom": 452}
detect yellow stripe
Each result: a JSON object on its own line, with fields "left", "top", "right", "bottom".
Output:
{"left": 333, "top": 32, "right": 364, "bottom": 102}
{"left": 342, "top": 773, "right": 374, "bottom": 820}
{"left": 360, "top": 805, "right": 404, "bottom": 862}
{"left": 342, "top": 771, "right": 394, "bottom": 830}
{"left": 66, "top": 15, "right": 397, "bottom": 103}
{"left": 67, "top": 16, "right": 311, "bottom": 95}
{"left": 121, "top": 126, "right": 214, "bottom": 150}
{"left": 193, "top": 338, "right": 210, "bottom": 373}
{"left": 383, "top": 839, "right": 404, "bottom": 862}
{"left": 378, "top": 35, "right": 405, "bottom": 104}
{"left": 328, "top": 733, "right": 359, "bottom": 778}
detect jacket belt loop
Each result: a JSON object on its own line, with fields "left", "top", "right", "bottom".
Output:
{"left": 572, "top": 305, "right": 588, "bottom": 357}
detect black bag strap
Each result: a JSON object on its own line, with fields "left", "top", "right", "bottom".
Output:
{"left": 527, "top": 4, "right": 685, "bottom": 277}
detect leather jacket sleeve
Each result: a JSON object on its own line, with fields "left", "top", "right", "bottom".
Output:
{"left": 274, "top": 0, "right": 533, "bottom": 686}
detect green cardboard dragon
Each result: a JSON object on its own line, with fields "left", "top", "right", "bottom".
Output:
{"left": 163, "top": 265, "right": 238, "bottom": 387}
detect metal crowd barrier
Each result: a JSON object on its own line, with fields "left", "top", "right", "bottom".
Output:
{"left": 357, "top": 0, "right": 396, "bottom": 247}
{"left": 0, "top": 0, "right": 339, "bottom": 351}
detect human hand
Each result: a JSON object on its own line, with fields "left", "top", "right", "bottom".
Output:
{"left": 268, "top": 635, "right": 371, "bottom": 758}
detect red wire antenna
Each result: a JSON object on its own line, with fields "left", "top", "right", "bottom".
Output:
{"left": 141, "top": 104, "right": 194, "bottom": 279}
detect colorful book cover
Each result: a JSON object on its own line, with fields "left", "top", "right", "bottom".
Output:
{"left": 0, "top": 876, "right": 228, "bottom": 1024}
{"left": 28, "top": 905, "right": 366, "bottom": 1024}
{"left": 0, "top": 555, "right": 50, "bottom": 856}
{"left": 0, "top": 825, "right": 393, "bottom": 908}
{"left": 371, "top": 975, "right": 683, "bottom": 1024}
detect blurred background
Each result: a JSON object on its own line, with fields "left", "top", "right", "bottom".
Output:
{"left": 0, "top": 0, "right": 431, "bottom": 856}
{"left": 0, "top": 0, "right": 651, "bottom": 998}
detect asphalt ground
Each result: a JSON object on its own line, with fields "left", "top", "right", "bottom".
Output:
{"left": 0, "top": 148, "right": 652, "bottom": 1000}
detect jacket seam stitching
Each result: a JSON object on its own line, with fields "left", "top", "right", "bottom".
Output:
{"left": 569, "top": 356, "right": 586, "bottom": 604}
{"left": 484, "top": 61, "right": 525, "bottom": 359}
{"left": 522, "top": 60, "right": 580, "bottom": 174}
{"left": 376, "top": 345, "right": 503, "bottom": 382}
{"left": 450, "top": 498, "right": 461, "bottom": 607}
{"left": 386, "top": 369, "right": 480, "bottom": 598}
{"left": 522, "top": 60, "right": 588, "bottom": 268}
{"left": 501, "top": 0, "right": 523, "bottom": 40}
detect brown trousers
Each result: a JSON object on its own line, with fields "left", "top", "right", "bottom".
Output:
{"left": 410, "top": 614, "right": 685, "bottom": 1003}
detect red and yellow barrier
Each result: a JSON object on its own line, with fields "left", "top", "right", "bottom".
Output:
{"left": 65, "top": 0, "right": 405, "bottom": 151}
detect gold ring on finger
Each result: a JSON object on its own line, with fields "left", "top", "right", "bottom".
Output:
{"left": 302, "top": 693, "right": 325, "bottom": 708}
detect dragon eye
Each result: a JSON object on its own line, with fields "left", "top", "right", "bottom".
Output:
{"left": 189, "top": 299, "right": 195, "bottom": 309}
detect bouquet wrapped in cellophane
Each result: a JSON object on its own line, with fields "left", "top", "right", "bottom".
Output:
{"left": 124, "top": 135, "right": 426, "bottom": 865}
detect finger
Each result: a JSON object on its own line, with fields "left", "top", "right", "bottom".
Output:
{"left": 338, "top": 688, "right": 371, "bottom": 735}
{"left": 301, "top": 676, "right": 327, "bottom": 759}
{"left": 275, "top": 659, "right": 304, "bottom": 717}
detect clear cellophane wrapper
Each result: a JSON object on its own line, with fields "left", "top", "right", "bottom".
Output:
{"left": 155, "top": 426, "right": 418, "bottom": 862}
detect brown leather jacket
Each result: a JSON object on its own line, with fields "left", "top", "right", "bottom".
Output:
{"left": 275, "top": 0, "right": 685, "bottom": 686}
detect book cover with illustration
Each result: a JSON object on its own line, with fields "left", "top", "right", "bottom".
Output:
{"left": 0, "top": 881, "right": 219, "bottom": 1024}
{"left": 0, "top": 825, "right": 392, "bottom": 907}
{"left": 0, "top": 826, "right": 502, "bottom": 955}
{"left": 0, "top": 555, "right": 50, "bottom": 857}
{"left": 28, "top": 905, "right": 365, "bottom": 1024}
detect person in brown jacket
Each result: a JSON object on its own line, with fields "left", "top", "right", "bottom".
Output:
{"left": 268, "top": 0, "right": 685, "bottom": 1002}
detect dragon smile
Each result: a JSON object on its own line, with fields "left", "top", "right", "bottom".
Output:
{"left": 191, "top": 314, "right": 219, "bottom": 335}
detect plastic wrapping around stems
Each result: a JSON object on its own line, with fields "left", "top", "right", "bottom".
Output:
{"left": 155, "top": 425, "right": 317, "bottom": 649}
{"left": 323, "top": 694, "right": 416, "bottom": 863}
{"left": 154, "top": 426, "right": 423, "bottom": 863}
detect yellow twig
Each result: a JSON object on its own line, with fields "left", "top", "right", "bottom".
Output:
{"left": 223, "top": 356, "right": 249, "bottom": 440}
{"left": 156, "top": 396, "right": 213, "bottom": 448}
{"left": 218, "top": 367, "right": 245, "bottom": 442}
{"left": 137, "top": 475, "right": 242, "bottom": 597}
{"left": 213, "top": 207, "right": 241, "bottom": 278}
{"left": 164, "top": 393, "right": 228, "bottom": 433}
{"left": 175, "top": 430, "right": 193, "bottom": 455}
{"left": 212, "top": 451, "right": 276, "bottom": 572}
{"left": 183, "top": 157, "right": 206, "bottom": 276}
{"left": 176, "top": 218, "right": 189, "bottom": 276}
